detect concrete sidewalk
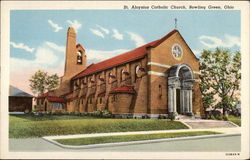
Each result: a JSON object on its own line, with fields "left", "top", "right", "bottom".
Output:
{"left": 42, "top": 127, "right": 241, "bottom": 149}
{"left": 43, "top": 127, "right": 241, "bottom": 140}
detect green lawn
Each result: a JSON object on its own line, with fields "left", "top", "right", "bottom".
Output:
{"left": 9, "top": 115, "right": 188, "bottom": 138}
{"left": 228, "top": 115, "right": 241, "bottom": 126}
{"left": 55, "top": 131, "right": 221, "bottom": 146}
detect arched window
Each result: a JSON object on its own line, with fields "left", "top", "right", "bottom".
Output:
{"left": 109, "top": 72, "right": 113, "bottom": 77}
{"left": 100, "top": 97, "right": 102, "bottom": 104}
{"left": 108, "top": 72, "right": 113, "bottom": 83}
{"left": 159, "top": 85, "right": 162, "bottom": 98}
{"left": 120, "top": 69, "right": 124, "bottom": 82}
{"left": 77, "top": 51, "right": 82, "bottom": 64}
{"left": 135, "top": 65, "right": 140, "bottom": 82}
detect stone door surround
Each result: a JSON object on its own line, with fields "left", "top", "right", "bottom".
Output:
{"left": 168, "top": 63, "right": 194, "bottom": 116}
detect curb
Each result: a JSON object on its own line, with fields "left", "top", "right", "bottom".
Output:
{"left": 227, "top": 121, "right": 240, "bottom": 127}
{"left": 42, "top": 133, "right": 241, "bottom": 149}
{"left": 176, "top": 120, "right": 193, "bottom": 129}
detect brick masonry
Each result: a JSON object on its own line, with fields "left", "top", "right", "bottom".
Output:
{"left": 36, "top": 28, "right": 203, "bottom": 118}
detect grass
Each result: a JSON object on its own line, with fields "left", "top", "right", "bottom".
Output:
{"left": 54, "top": 131, "right": 221, "bottom": 146}
{"left": 9, "top": 115, "right": 188, "bottom": 138}
{"left": 228, "top": 115, "right": 241, "bottom": 126}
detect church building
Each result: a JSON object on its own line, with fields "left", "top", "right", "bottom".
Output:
{"left": 36, "top": 27, "right": 203, "bottom": 118}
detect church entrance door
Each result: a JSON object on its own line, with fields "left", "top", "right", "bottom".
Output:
{"left": 168, "top": 64, "right": 194, "bottom": 116}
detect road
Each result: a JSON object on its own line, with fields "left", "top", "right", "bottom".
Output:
{"left": 9, "top": 135, "right": 240, "bottom": 152}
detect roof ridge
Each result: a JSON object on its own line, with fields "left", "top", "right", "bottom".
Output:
{"left": 72, "top": 29, "right": 178, "bottom": 80}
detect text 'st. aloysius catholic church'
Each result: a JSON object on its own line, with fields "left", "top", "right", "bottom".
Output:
{"left": 36, "top": 27, "right": 204, "bottom": 118}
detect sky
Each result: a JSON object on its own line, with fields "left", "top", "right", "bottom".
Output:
{"left": 10, "top": 10, "right": 240, "bottom": 95}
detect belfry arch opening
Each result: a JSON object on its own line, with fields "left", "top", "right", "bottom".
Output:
{"left": 168, "top": 64, "right": 194, "bottom": 116}
{"left": 77, "top": 50, "right": 82, "bottom": 64}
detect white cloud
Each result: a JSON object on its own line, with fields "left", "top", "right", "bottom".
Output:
{"left": 112, "top": 29, "right": 123, "bottom": 40}
{"left": 48, "top": 19, "right": 63, "bottom": 32}
{"left": 35, "top": 47, "right": 59, "bottom": 65}
{"left": 10, "top": 42, "right": 35, "bottom": 53}
{"left": 10, "top": 41, "right": 65, "bottom": 72}
{"left": 86, "top": 49, "right": 129, "bottom": 63}
{"left": 90, "top": 28, "right": 105, "bottom": 38}
{"left": 45, "top": 41, "right": 65, "bottom": 52}
{"left": 10, "top": 41, "right": 66, "bottom": 94}
{"left": 67, "top": 20, "right": 82, "bottom": 33}
{"left": 96, "top": 25, "right": 109, "bottom": 34}
{"left": 126, "top": 32, "right": 146, "bottom": 47}
{"left": 199, "top": 34, "right": 240, "bottom": 48}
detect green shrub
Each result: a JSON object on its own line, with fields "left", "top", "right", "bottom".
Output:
{"left": 24, "top": 109, "right": 30, "bottom": 114}
{"left": 74, "top": 111, "right": 80, "bottom": 116}
{"left": 69, "top": 112, "right": 75, "bottom": 115}
{"left": 102, "top": 110, "right": 112, "bottom": 118}
{"left": 145, "top": 115, "right": 150, "bottom": 119}
{"left": 168, "top": 114, "right": 176, "bottom": 121}
{"left": 216, "top": 115, "right": 223, "bottom": 120}
{"left": 210, "top": 115, "right": 215, "bottom": 120}
{"left": 223, "top": 116, "right": 228, "bottom": 121}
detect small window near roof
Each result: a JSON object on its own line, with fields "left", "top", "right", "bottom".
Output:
{"left": 77, "top": 51, "right": 82, "bottom": 64}
{"left": 120, "top": 69, "right": 125, "bottom": 82}
{"left": 135, "top": 65, "right": 140, "bottom": 82}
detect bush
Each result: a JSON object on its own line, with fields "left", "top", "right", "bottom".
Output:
{"left": 74, "top": 111, "right": 80, "bottom": 116}
{"left": 222, "top": 115, "right": 228, "bottom": 121}
{"left": 24, "top": 109, "right": 30, "bottom": 114}
{"left": 102, "top": 110, "right": 112, "bottom": 118}
{"left": 216, "top": 115, "right": 222, "bottom": 120}
{"left": 210, "top": 115, "right": 216, "bottom": 120}
{"left": 145, "top": 115, "right": 150, "bottom": 119}
{"left": 69, "top": 112, "right": 75, "bottom": 115}
{"left": 168, "top": 114, "right": 176, "bottom": 121}
{"left": 203, "top": 114, "right": 210, "bottom": 119}
{"left": 121, "top": 115, "right": 127, "bottom": 119}
{"left": 158, "top": 115, "right": 167, "bottom": 119}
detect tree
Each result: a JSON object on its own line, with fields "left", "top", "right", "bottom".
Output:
{"left": 200, "top": 48, "right": 241, "bottom": 116}
{"left": 29, "top": 70, "right": 60, "bottom": 95}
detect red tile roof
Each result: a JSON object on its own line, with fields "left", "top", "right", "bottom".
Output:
{"left": 110, "top": 85, "right": 135, "bottom": 94}
{"left": 36, "top": 92, "right": 49, "bottom": 98}
{"left": 98, "top": 92, "right": 106, "bottom": 97}
{"left": 36, "top": 92, "right": 66, "bottom": 103}
{"left": 60, "top": 91, "right": 73, "bottom": 97}
{"left": 47, "top": 96, "right": 66, "bottom": 103}
{"left": 72, "top": 29, "right": 178, "bottom": 80}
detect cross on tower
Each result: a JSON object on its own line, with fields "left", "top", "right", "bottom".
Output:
{"left": 174, "top": 18, "right": 177, "bottom": 29}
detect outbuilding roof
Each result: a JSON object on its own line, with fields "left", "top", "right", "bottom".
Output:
{"left": 72, "top": 29, "right": 178, "bottom": 80}
{"left": 9, "top": 85, "right": 33, "bottom": 97}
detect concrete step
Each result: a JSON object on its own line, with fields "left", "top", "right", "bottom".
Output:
{"left": 176, "top": 115, "right": 195, "bottom": 120}
{"left": 182, "top": 120, "right": 238, "bottom": 129}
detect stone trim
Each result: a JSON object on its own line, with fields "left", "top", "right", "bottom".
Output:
{"left": 148, "top": 71, "right": 168, "bottom": 77}
{"left": 147, "top": 62, "right": 171, "bottom": 69}
{"left": 193, "top": 71, "right": 201, "bottom": 75}
{"left": 194, "top": 79, "right": 200, "bottom": 82}
{"left": 148, "top": 61, "right": 200, "bottom": 75}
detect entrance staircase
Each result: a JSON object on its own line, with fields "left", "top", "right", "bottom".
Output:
{"left": 176, "top": 115, "right": 239, "bottom": 129}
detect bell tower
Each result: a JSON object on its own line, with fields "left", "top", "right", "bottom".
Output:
{"left": 62, "top": 27, "right": 87, "bottom": 83}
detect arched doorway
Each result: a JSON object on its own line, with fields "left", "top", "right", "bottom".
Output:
{"left": 168, "top": 64, "right": 194, "bottom": 116}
